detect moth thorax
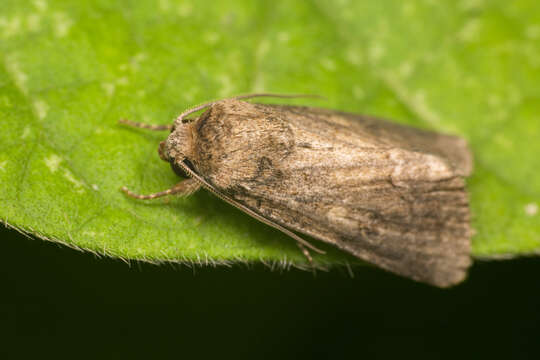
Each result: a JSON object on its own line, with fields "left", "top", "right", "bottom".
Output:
{"left": 165, "top": 122, "right": 194, "bottom": 163}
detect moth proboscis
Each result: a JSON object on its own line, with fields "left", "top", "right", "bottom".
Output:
{"left": 120, "top": 93, "right": 473, "bottom": 288}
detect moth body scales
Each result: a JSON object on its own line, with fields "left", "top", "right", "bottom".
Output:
{"left": 121, "top": 94, "right": 473, "bottom": 288}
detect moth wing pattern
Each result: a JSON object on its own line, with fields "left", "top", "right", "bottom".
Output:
{"left": 189, "top": 100, "right": 472, "bottom": 287}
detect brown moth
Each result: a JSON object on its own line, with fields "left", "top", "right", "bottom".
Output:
{"left": 120, "top": 94, "right": 473, "bottom": 288}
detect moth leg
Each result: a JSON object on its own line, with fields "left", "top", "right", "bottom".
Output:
{"left": 121, "top": 178, "right": 201, "bottom": 199}
{"left": 119, "top": 118, "right": 172, "bottom": 131}
{"left": 296, "top": 242, "right": 313, "bottom": 264}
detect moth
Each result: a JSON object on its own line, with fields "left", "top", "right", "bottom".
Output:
{"left": 120, "top": 94, "right": 473, "bottom": 287}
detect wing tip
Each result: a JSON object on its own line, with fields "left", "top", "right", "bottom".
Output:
{"left": 419, "top": 254, "right": 472, "bottom": 288}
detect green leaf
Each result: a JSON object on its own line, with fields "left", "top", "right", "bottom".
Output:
{"left": 1, "top": 0, "right": 539, "bottom": 266}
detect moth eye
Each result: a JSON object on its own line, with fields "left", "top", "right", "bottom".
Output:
{"left": 169, "top": 160, "right": 189, "bottom": 178}
{"left": 183, "top": 159, "right": 196, "bottom": 172}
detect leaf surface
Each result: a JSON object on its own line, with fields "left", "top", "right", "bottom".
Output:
{"left": 1, "top": 0, "right": 539, "bottom": 265}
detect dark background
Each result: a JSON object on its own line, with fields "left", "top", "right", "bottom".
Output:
{"left": 2, "top": 224, "right": 539, "bottom": 359}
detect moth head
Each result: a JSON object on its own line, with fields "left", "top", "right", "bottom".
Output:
{"left": 158, "top": 121, "right": 195, "bottom": 178}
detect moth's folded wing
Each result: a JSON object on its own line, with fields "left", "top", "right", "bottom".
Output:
{"left": 230, "top": 148, "right": 472, "bottom": 288}
{"left": 270, "top": 104, "right": 473, "bottom": 176}
{"left": 218, "top": 103, "right": 473, "bottom": 287}
{"left": 320, "top": 175, "right": 472, "bottom": 288}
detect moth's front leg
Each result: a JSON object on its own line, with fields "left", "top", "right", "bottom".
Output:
{"left": 121, "top": 178, "right": 201, "bottom": 200}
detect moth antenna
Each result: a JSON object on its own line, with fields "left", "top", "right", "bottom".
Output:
{"left": 121, "top": 179, "right": 201, "bottom": 199}
{"left": 233, "top": 93, "right": 325, "bottom": 101}
{"left": 176, "top": 161, "right": 326, "bottom": 256}
{"left": 119, "top": 118, "right": 173, "bottom": 131}
{"left": 176, "top": 93, "right": 325, "bottom": 123}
